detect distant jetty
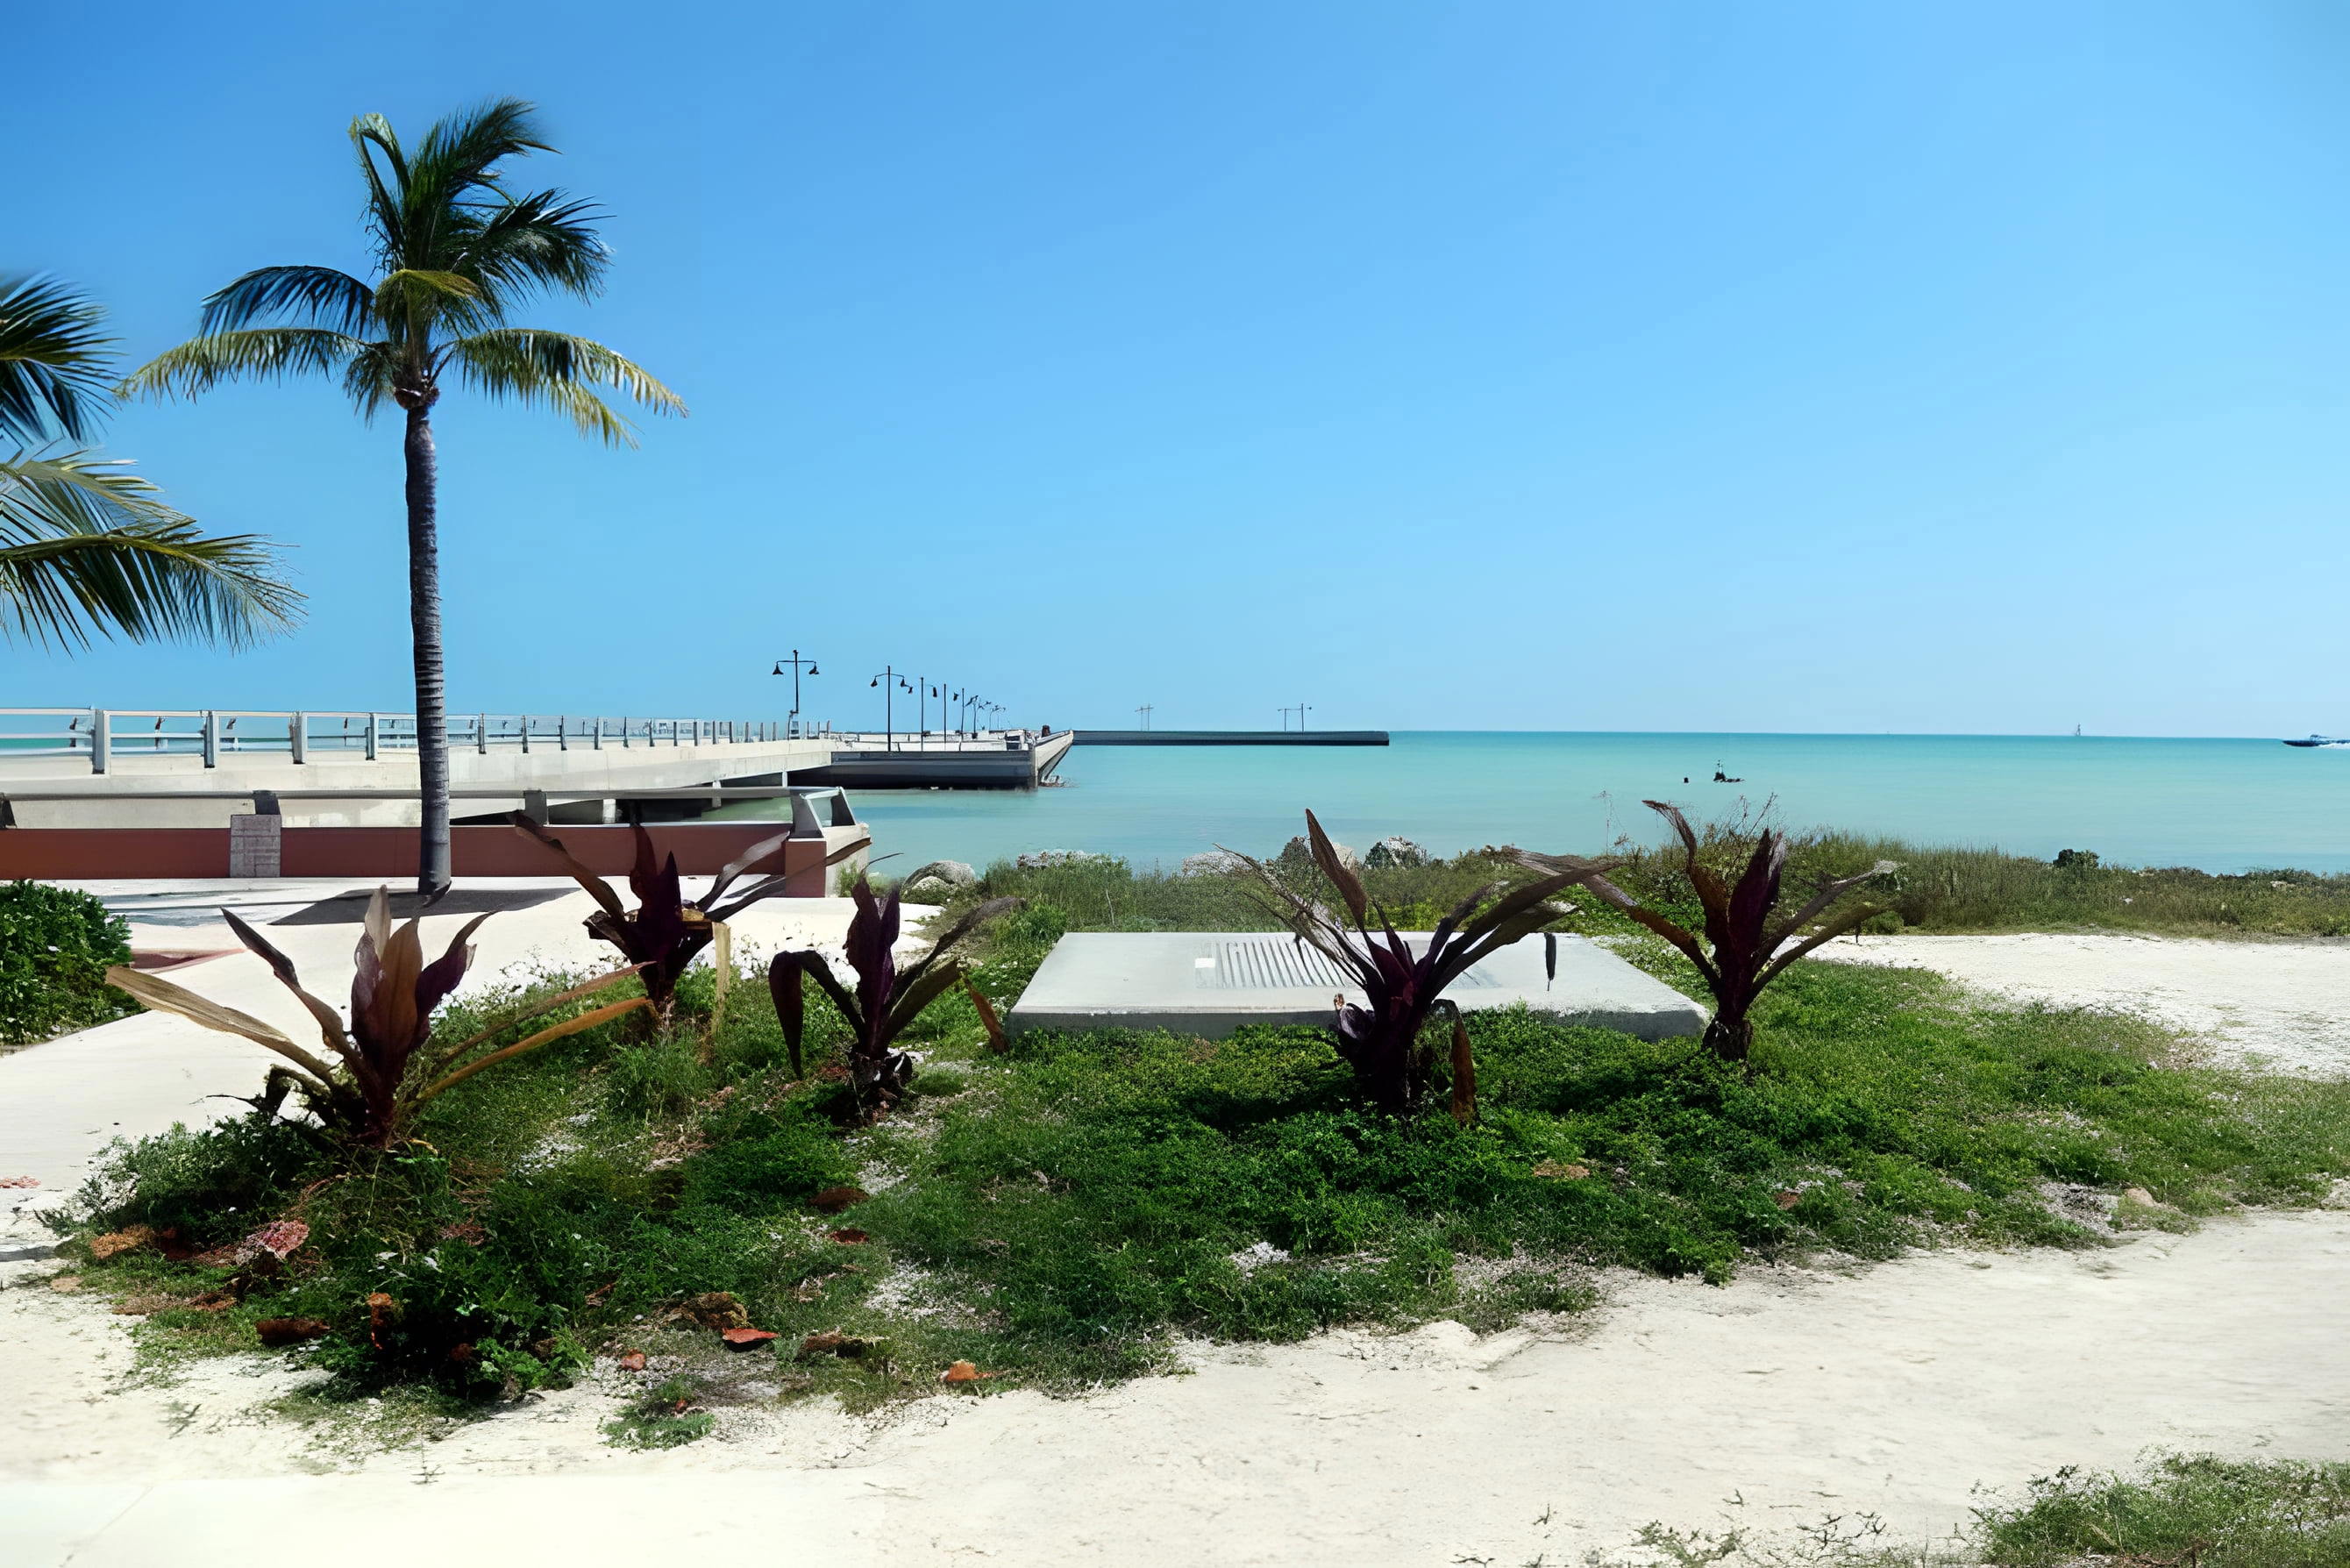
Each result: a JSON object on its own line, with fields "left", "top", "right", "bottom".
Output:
{"left": 1072, "top": 730, "right": 1388, "bottom": 746}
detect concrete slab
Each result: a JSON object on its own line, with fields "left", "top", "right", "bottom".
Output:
{"left": 1006, "top": 931, "right": 1706, "bottom": 1039}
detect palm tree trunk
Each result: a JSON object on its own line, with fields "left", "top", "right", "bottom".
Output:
{"left": 403, "top": 405, "right": 452, "bottom": 895}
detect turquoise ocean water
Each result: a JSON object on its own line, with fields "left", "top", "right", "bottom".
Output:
{"left": 761, "top": 733, "right": 2350, "bottom": 876}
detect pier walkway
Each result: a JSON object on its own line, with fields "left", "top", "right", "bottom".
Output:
{"left": 0, "top": 707, "right": 1054, "bottom": 827}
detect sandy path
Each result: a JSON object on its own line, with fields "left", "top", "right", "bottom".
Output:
{"left": 5, "top": 1208, "right": 2347, "bottom": 1564}
{"left": 1813, "top": 931, "right": 2350, "bottom": 1077}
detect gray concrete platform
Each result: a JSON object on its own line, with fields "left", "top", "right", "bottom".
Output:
{"left": 1006, "top": 932, "right": 1707, "bottom": 1040}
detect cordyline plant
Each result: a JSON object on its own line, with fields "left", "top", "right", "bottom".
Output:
{"left": 511, "top": 815, "right": 870, "bottom": 1028}
{"left": 1503, "top": 800, "right": 1893, "bottom": 1065}
{"left": 1228, "top": 810, "right": 1594, "bottom": 1119}
{"left": 769, "top": 877, "right": 1021, "bottom": 1120}
{"left": 106, "top": 887, "right": 644, "bottom": 1148}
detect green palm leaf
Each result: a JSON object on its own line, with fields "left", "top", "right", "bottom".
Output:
{"left": 0, "top": 449, "right": 301, "bottom": 650}
{"left": 0, "top": 275, "right": 118, "bottom": 445}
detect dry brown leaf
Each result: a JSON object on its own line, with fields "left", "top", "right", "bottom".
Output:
{"left": 88, "top": 1225, "right": 156, "bottom": 1261}
{"left": 254, "top": 1316, "right": 331, "bottom": 1347}
{"left": 942, "top": 1360, "right": 996, "bottom": 1384}
{"left": 721, "top": 1328, "right": 780, "bottom": 1351}
{"left": 1532, "top": 1160, "right": 1590, "bottom": 1180}
{"left": 809, "top": 1187, "right": 870, "bottom": 1214}
{"left": 827, "top": 1228, "right": 870, "bottom": 1244}
{"left": 616, "top": 1350, "right": 647, "bottom": 1372}
{"left": 47, "top": 1273, "right": 82, "bottom": 1293}
{"left": 1774, "top": 1190, "right": 1803, "bottom": 1210}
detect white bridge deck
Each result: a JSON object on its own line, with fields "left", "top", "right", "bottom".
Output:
{"left": 0, "top": 707, "right": 1050, "bottom": 827}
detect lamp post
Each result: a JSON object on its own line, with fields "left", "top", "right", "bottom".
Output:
{"left": 1278, "top": 702, "right": 1312, "bottom": 731}
{"left": 1135, "top": 704, "right": 1153, "bottom": 731}
{"left": 870, "top": 667, "right": 914, "bottom": 751}
{"left": 771, "top": 651, "right": 818, "bottom": 736}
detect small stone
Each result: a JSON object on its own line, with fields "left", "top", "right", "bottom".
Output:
{"left": 677, "top": 1292, "right": 751, "bottom": 1331}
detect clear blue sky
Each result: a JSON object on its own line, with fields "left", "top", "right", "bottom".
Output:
{"left": 11, "top": 2, "right": 2346, "bottom": 736}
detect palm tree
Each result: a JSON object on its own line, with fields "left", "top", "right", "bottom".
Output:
{"left": 1, "top": 274, "right": 299, "bottom": 650}
{"left": 125, "top": 99, "right": 683, "bottom": 895}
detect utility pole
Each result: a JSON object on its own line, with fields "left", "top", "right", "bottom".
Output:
{"left": 1278, "top": 702, "right": 1312, "bottom": 731}
{"left": 1135, "top": 704, "right": 1153, "bottom": 731}
{"left": 771, "top": 651, "right": 818, "bottom": 736}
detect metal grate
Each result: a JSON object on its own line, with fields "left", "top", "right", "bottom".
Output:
{"left": 1207, "top": 937, "right": 1354, "bottom": 991}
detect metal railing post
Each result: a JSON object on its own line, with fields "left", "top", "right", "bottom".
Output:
{"left": 365, "top": 713, "right": 379, "bottom": 761}
{"left": 558, "top": 715, "right": 568, "bottom": 752}
{"left": 521, "top": 715, "right": 531, "bottom": 754}
{"left": 290, "top": 711, "right": 308, "bottom": 764}
{"left": 593, "top": 716, "right": 603, "bottom": 751}
{"left": 477, "top": 713, "right": 488, "bottom": 754}
{"left": 202, "top": 710, "right": 218, "bottom": 768}
{"left": 91, "top": 709, "right": 110, "bottom": 774}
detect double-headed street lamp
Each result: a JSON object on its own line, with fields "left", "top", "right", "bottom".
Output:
{"left": 869, "top": 666, "right": 915, "bottom": 750}
{"left": 771, "top": 650, "right": 818, "bottom": 735}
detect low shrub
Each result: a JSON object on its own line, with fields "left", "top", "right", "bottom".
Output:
{"left": 0, "top": 880, "right": 134, "bottom": 1044}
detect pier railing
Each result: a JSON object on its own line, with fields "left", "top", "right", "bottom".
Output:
{"left": 0, "top": 709, "right": 846, "bottom": 774}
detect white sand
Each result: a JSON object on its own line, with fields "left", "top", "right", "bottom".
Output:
{"left": 5, "top": 1209, "right": 2347, "bottom": 1564}
{"left": 7, "top": 916, "right": 2350, "bottom": 1564}
{"left": 1813, "top": 931, "right": 2350, "bottom": 1077}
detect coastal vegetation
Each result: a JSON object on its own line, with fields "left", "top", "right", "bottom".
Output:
{"left": 929, "top": 829, "right": 2350, "bottom": 941}
{"left": 1503, "top": 799, "right": 1893, "bottom": 1064}
{"left": 0, "top": 274, "right": 298, "bottom": 650}
{"left": 1595, "top": 1453, "right": 2350, "bottom": 1567}
{"left": 59, "top": 833, "right": 2350, "bottom": 1422}
{"left": 0, "top": 880, "right": 135, "bottom": 1045}
{"left": 124, "top": 98, "right": 682, "bottom": 894}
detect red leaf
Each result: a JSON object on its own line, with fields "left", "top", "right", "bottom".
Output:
{"left": 827, "top": 1229, "right": 869, "bottom": 1244}
{"left": 720, "top": 1328, "right": 779, "bottom": 1351}
{"left": 248, "top": 1220, "right": 309, "bottom": 1259}
{"left": 616, "top": 1350, "right": 647, "bottom": 1372}
{"left": 942, "top": 1360, "right": 995, "bottom": 1384}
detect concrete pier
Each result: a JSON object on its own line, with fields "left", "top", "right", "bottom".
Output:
{"left": 1072, "top": 730, "right": 1388, "bottom": 745}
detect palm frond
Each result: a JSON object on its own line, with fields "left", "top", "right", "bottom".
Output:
{"left": 197, "top": 266, "right": 378, "bottom": 335}
{"left": 0, "top": 275, "right": 117, "bottom": 445}
{"left": 463, "top": 189, "right": 610, "bottom": 299}
{"left": 350, "top": 113, "right": 411, "bottom": 266}
{"left": 445, "top": 329, "right": 685, "bottom": 444}
{"left": 0, "top": 452, "right": 300, "bottom": 649}
{"left": 373, "top": 269, "right": 493, "bottom": 336}
{"left": 0, "top": 447, "right": 182, "bottom": 533}
{"left": 121, "top": 328, "right": 370, "bottom": 402}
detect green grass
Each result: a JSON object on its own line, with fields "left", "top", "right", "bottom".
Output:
{"left": 1584, "top": 1453, "right": 2350, "bottom": 1566}
{"left": 60, "top": 930, "right": 2350, "bottom": 1410}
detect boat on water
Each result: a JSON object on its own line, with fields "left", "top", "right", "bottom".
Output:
{"left": 2282, "top": 734, "right": 2350, "bottom": 748}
